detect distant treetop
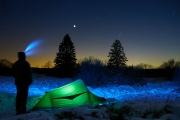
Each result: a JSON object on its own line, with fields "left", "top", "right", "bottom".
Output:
{"left": 107, "top": 39, "right": 128, "bottom": 68}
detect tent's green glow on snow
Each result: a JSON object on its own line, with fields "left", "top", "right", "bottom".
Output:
{"left": 33, "top": 79, "right": 105, "bottom": 109}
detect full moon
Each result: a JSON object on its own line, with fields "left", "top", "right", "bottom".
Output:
{"left": 73, "top": 25, "right": 76, "bottom": 27}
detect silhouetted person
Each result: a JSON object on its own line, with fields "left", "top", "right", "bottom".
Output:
{"left": 12, "top": 52, "right": 32, "bottom": 115}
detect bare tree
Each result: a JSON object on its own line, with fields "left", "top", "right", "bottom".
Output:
{"left": 159, "top": 59, "right": 178, "bottom": 69}
{"left": 135, "top": 63, "right": 154, "bottom": 69}
{"left": 42, "top": 61, "right": 53, "bottom": 68}
{"left": 0, "top": 59, "right": 13, "bottom": 68}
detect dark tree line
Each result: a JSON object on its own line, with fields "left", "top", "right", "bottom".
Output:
{"left": 53, "top": 34, "right": 180, "bottom": 82}
{"left": 53, "top": 34, "right": 128, "bottom": 77}
{"left": 0, "top": 34, "right": 128, "bottom": 78}
{"left": 2, "top": 33, "right": 179, "bottom": 81}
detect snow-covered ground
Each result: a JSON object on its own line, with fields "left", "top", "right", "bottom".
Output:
{"left": 0, "top": 75, "right": 180, "bottom": 120}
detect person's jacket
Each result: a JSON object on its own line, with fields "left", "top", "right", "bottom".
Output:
{"left": 12, "top": 60, "right": 32, "bottom": 86}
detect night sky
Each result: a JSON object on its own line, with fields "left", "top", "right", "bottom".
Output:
{"left": 0, "top": 0, "right": 180, "bottom": 67}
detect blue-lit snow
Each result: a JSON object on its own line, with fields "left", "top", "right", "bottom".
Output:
{"left": 0, "top": 75, "right": 179, "bottom": 102}
{"left": 1, "top": 75, "right": 180, "bottom": 120}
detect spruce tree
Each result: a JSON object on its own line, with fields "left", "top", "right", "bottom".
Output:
{"left": 54, "top": 34, "right": 77, "bottom": 77}
{"left": 107, "top": 39, "right": 128, "bottom": 68}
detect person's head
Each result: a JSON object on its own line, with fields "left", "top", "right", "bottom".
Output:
{"left": 18, "top": 52, "right": 26, "bottom": 60}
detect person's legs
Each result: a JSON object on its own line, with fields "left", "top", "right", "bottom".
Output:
{"left": 16, "top": 86, "right": 29, "bottom": 115}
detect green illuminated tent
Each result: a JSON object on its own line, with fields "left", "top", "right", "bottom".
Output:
{"left": 33, "top": 79, "right": 105, "bottom": 109}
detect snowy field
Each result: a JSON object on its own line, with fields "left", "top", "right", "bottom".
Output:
{"left": 0, "top": 75, "right": 180, "bottom": 120}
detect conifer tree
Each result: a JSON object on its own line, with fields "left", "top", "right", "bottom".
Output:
{"left": 54, "top": 34, "right": 77, "bottom": 77}
{"left": 107, "top": 39, "right": 128, "bottom": 68}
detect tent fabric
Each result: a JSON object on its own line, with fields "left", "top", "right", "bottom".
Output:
{"left": 33, "top": 79, "right": 106, "bottom": 109}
